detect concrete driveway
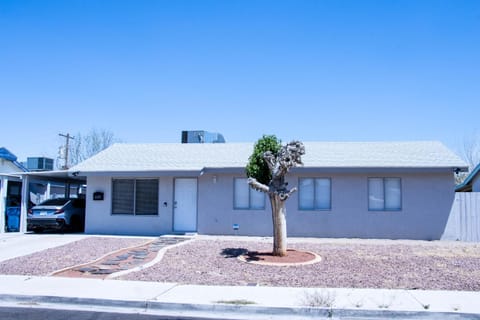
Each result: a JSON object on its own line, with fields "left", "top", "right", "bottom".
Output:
{"left": 0, "top": 233, "right": 90, "bottom": 262}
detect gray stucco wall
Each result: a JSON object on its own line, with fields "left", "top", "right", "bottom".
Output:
{"left": 197, "top": 174, "right": 273, "bottom": 236}
{"left": 197, "top": 171, "right": 456, "bottom": 240}
{"left": 84, "top": 170, "right": 456, "bottom": 240}
{"left": 85, "top": 176, "right": 174, "bottom": 235}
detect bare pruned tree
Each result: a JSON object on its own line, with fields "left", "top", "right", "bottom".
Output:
{"left": 462, "top": 133, "right": 480, "bottom": 170}
{"left": 67, "top": 129, "right": 117, "bottom": 166}
{"left": 457, "top": 132, "right": 480, "bottom": 183}
{"left": 246, "top": 135, "right": 305, "bottom": 256}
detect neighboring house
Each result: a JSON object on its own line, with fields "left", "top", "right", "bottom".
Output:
{"left": 0, "top": 147, "right": 28, "bottom": 173}
{"left": 0, "top": 147, "right": 28, "bottom": 232}
{"left": 455, "top": 163, "right": 480, "bottom": 192}
{"left": 444, "top": 163, "right": 480, "bottom": 242}
{"left": 69, "top": 141, "right": 467, "bottom": 240}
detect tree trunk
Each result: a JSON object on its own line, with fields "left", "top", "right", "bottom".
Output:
{"left": 270, "top": 193, "right": 287, "bottom": 256}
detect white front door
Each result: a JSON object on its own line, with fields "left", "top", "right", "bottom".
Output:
{"left": 173, "top": 178, "right": 197, "bottom": 232}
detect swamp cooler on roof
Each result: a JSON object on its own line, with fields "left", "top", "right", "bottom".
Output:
{"left": 181, "top": 130, "right": 226, "bottom": 143}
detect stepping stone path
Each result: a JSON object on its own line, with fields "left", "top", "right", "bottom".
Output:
{"left": 53, "top": 236, "right": 190, "bottom": 279}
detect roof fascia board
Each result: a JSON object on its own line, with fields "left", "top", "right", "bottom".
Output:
{"left": 200, "top": 168, "right": 245, "bottom": 175}
{"left": 463, "top": 163, "right": 480, "bottom": 185}
{"left": 0, "top": 173, "right": 22, "bottom": 180}
{"left": 77, "top": 166, "right": 462, "bottom": 177}
{"left": 15, "top": 171, "right": 86, "bottom": 183}
{"left": 78, "top": 170, "right": 202, "bottom": 178}
{"left": 291, "top": 167, "right": 463, "bottom": 174}
{"left": 455, "top": 163, "right": 480, "bottom": 191}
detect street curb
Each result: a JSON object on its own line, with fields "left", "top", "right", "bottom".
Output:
{"left": 1, "top": 293, "right": 480, "bottom": 319}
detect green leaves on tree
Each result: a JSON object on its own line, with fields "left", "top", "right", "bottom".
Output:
{"left": 246, "top": 135, "right": 281, "bottom": 185}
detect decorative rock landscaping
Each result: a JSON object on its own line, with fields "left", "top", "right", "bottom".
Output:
{"left": 52, "top": 236, "right": 190, "bottom": 279}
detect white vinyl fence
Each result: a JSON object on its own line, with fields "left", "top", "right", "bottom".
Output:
{"left": 442, "top": 192, "right": 480, "bottom": 242}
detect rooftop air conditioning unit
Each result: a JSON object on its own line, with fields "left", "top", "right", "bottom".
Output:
{"left": 27, "top": 157, "right": 54, "bottom": 171}
{"left": 181, "top": 130, "right": 226, "bottom": 143}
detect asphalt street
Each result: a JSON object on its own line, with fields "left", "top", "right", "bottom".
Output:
{"left": 1, "top": 306, "right": 478, "bottom": 320}
{"left": 0, "top": 306, "right": 234, "bottom": 320}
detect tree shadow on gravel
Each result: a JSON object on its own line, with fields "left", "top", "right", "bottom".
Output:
{"left": 221, "top": 248, "right": 248, "bottom": 258}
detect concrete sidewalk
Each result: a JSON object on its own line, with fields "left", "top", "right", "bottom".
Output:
{"left": 1, "top": 233, "right": 479, "bottom": 319}
{"left": 1, "top": 275, "right": 479, "bottom": 319}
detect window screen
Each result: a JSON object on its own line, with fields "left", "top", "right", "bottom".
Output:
{"left": 299, "top": 178, "right": 331, "bottom": 210}
{"left": 135, "top": 179, "right": 159, "bottom": 215}
{"left": 112, "top": 179, "right": 134, "bottom": 214}
{"left": 234, "top": 178, "right": 265, "bottom": 210}
{"left": 368, "top": 178, "right": 401, "bottom": 211}
{"left": 112, "top": 179, "right": 159, "bottom": 215}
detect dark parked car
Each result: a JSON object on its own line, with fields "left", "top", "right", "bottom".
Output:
{"left": 27, "top": 198, "right": 85, "bottom": 233}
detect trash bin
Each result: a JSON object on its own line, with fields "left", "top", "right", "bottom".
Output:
{"left": 6, "top": 207, "right": 21, "bottom": 232}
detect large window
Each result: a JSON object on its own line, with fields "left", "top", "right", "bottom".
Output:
{"left": 368, "top": 178, "right": 402, "bottom": 211}
{"left": 112, "top": 179, "right": 159, "bottom": 215}
{"left": 234, "top": 178, "right": 265, "bottom": 210}
{"left": 299, "top": 178, "right": 331, "bottom": 210}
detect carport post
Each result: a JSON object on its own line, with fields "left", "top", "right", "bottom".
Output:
{"left": 19, "top": 174, "right": 29, "bottom": 233}
{"left": 65, "top": 182, "right": 71, "bottom": 198}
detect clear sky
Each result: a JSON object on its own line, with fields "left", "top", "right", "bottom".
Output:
{"left": 1, "top": 0, "right": 479, "bottom": 162}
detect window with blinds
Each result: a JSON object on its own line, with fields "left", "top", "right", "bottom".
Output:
{"left": 299, "top": 178, "right": 331, "bottom": 210}
{"left": 368, "top": 178, "right": 402, "bottom": 211}
{"left": 112, "top": 179, "right": 159, "bottom": 215}
{"left": 233, "top": 178, "right": 265, "bottom": 210}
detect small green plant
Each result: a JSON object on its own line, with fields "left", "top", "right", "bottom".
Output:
{"left": 215, "top": 299, "right": 256, "bottom": 305}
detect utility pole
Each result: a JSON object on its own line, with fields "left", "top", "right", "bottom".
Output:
{"left": 59, "top": 133, "right": 74, "bottom": 170}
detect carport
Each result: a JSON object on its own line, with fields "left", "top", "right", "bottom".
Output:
{"left": 0, "top": 173, "right": 23, "bottom": 233}
{"left": 0, "top": 170, "right": 86, "bottom": 233}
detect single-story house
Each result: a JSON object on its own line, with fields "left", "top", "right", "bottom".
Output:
{"left": 69, "top": 141, "right": 467, "bottom": 240}
{"left": 0, "top": 147, "right": 28, "bottom": 174}
{"left": 455, "top": 163, "right": 480, "bottom": 192}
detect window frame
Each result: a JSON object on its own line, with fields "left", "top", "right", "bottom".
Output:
{"left": 368, "top": 177, "right": 402, "bottom": 212}
{"left": 298, "top": 177, "right": 332, "bottom": 211}
{"left": 233, "top": 178, "right": 266, "bottom": 210}
{"left": 111, "top": 178, "right": 159, "bottom": 216}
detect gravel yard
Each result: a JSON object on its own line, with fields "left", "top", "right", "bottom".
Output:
{"left": 0, "top": 237, "right": 149, "bottom": 276}
{"left": 121, "top": 238, "right": 480, "bottom": 291}
{"left": 1, "top": 236, "right": 479, "bottom": 291}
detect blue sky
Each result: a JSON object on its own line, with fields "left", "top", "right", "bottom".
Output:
{"left": 1, "top": 0, "right": 479, "bottom": 162}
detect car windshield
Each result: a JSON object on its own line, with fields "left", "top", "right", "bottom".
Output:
{"left": 37, "top": 198, "right": 70, "bottom": 206}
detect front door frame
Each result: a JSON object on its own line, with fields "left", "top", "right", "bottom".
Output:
{"left": 173, "top": 177, "right": 198, "bottom": 232}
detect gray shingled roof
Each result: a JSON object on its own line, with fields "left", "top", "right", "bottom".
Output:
{"left": 70, "top": 141, "right": 467, "bottom": 174}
